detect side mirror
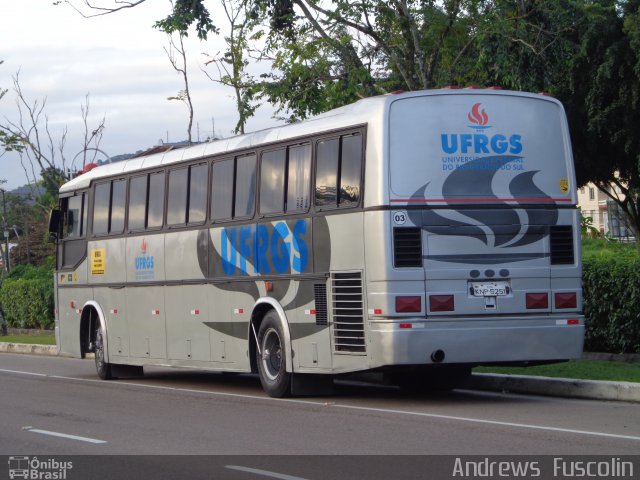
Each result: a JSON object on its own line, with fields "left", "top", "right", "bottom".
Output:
{"left": 48, "top": 209, "right": 61, "bottom": 243}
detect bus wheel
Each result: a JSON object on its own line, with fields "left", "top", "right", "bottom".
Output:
{"left": 94, "top": 326, "right": 113, "bottom": 380}
{"left": 256, "top": 311, "right": 291, "bottom": 398}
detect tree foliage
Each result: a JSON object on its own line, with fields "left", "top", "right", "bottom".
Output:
{"left": 64, "top": 0, "right": 640, "bottom": 243}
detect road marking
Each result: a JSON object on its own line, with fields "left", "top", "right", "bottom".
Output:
{"left": 0, "top": 368, "right": 47, "bottom": 377}
{"left": 26, "top": 428, "right": 107, "bottom": 444}
{"left": 2, "top": 367, "right": 640, "bottom": 443}
{"left": 226, "top": 465, "right": 309, "bottom": 480}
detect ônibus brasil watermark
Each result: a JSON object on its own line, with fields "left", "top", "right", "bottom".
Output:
{"left": 8, "top": 456, "right": 72, "bottom": 480}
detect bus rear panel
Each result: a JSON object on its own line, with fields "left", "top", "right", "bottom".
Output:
{"left": 365, "top": 91, "right": 583, "bottom": 370}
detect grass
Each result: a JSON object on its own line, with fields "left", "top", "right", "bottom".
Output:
{"left": 0, "top": 334, "right": 56, "bottom": 345}
{"left": 582, "top": 237, "right": 639, "bottom": 260}
{"left": 475, "top": 360, "right": 640, "bottom": 383}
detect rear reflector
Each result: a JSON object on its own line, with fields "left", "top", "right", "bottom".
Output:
{"left": 526, "top": 293, "right": 548, "bottom": 309}
{"left": 429, "top": 295, "right": 454, "bottom": 312}
{"left": 396, "top": 296, "right": 421, "bottom": 313}
{"left": 555, "top": 292, "right": 577, "bottom": 309}
{"left": 568, "top": 319, "right": 580, "bottom": 325}
{"left": 399, "top": 323, "right": 412, "bottom": 329}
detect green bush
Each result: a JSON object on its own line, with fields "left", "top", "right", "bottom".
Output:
{"left": 583, "top": 255, "right": 640, "bottom": 354}
{"left": 0, "top": 260, "right": 55, "bottom": 329}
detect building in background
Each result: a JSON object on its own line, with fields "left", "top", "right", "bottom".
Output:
{"left": 578, "top": 181, "right": 635, "bottom": 240}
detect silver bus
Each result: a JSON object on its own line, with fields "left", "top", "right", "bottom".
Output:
{"left": 51, "top": 89, "right": 584, "bottom": 397}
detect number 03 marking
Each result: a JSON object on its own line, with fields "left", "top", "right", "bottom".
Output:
{"left": 393, "top": 211, "right": 407, "bottom": 225}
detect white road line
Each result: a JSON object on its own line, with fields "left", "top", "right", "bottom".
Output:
{"left": 225, "top": 465, "right": 310, "bottom": 480}
{"left": 26, "top": 428, "right": 107, "bottom": 444}
{"left": 2, "top": 367, "right": 640, "bottom": 443}
{"left": 0, "top": 368, "right": 47, "bottom": 377}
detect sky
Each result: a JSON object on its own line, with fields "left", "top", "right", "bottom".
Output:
{"left": 0, "top": 0, "right": 277, "bottom": 190}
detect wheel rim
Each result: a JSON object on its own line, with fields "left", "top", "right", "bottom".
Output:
{"left": 95, "top": 329, "right": 105, "bottom": 370}
{"left": 261, "top": 327, "right": 282, "bottom": 381}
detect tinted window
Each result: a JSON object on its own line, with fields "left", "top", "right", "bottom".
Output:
{"left": 65, "top": 195, "right": 83, "bottom": 238}
{"left": 189, "top": 164, "right": 208, "bottom": 223}
{"left": 287, "top": 144, "right": 311, "bottom": 212}
{"left": 93, "top": 183, "right": 110, "bottom": 235}
{"left": 128, "top": 175, "right": 147, "bottom": 231}
{"left": 235, "top": 154, "right": 256, "bottom": 218}
{"left": 167, "top": 168, "right": 188, "bottom": 226}
{"left": 211, "top": 159, "right": 233, "bottom": 221}
{"left": 147, "top": 172, "right": 165, "bottom": 228}
{"left": 260, "top": 149, "right": 286, "bottom": 215}
{"left": 110, "top": 180, "right": 126, "bottom": 234}
{"left": 340, "top": 134, "right": 362, "bottom": 206}
{"left": 82, "top": 193, "right": 89, "bottom": 236}
{"left": 315, "top": 139, "right": 339, "bottom": 207}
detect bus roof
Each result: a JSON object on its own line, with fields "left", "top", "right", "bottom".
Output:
{"left": 59, "top": 89, "right": 561, "bottom": 194}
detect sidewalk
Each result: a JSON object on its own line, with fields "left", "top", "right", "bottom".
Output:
{"left": 1, "top": 341, "right": 639, "bottom": 403}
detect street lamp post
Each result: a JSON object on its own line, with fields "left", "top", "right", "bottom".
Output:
{"left": 1, "top": 188, "right": 10, "bottom": 273}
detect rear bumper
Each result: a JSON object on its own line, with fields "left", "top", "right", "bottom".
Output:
{"left": 368, "top": 315, "right": 584, "bottom": 367}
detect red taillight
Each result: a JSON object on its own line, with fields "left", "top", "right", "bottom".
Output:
{"left": 399, "top": 323, "right": 412, "bottom": 329}
{"left": 555, "top": 292, "right": 577, "bottom": 309}
{"left": 526, "top": 293, "right": 548, "bottom": 309}
{"left": 429, "top": 295, "right": 454, "bottom": 312}
{"left": 567, "top": 319, "right": 580, "bottom": 325}
{"left": 395, "top": 296, "right": 421, "bottom": 313}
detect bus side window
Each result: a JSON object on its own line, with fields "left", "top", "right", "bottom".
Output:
{"left": 339, "top": 134, "right": 362, "bottom": 206}
{"left": 211, "top": 159, "right": 233, "bottom": 221}
{"left": 287, "top": 144, "right": 311, "bottom": 213}
{"left": 188, "top": 164, "right": 208, "bottom": 223}
{"left": 93, "top": 182, "right": 111, "bottom": 235}
{"left": 110, "top": 180, "right": 126, "bottom": 233}
{"left": 167, "top": 167, "right": 188, "bottom": 226}
{"left": 147, "top": 172, "right": 165, "bottom": 229}
{"left": 260, "top": 148, "right": 286, "bottom": 215}
{"left": 128, "top": 175, "right": 147, "bottom": 231}
{"left": 315, "top": 134, "right": 362, "bottom": 209}
{"left": 235, "top": 154, "right": 256, "bottom": 218}
{"left": 315, "top": 139, "right": 339, "bottom": 208}
{"left": 64, "top": 195, "right": 84, "bottom": 238}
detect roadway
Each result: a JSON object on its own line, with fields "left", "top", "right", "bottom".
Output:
{"left": 1, "top": 353, "right": 639, "bottom": 478}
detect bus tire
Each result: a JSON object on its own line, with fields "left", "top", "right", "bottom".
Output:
{"left": 256, "top": 311, "right": 291, "bottom": 398}
{"left": 94, "top": 325, "right": 113, "bottom": 380}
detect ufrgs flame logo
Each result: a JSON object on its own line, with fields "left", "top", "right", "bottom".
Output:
{"left": 468, "top": 103, "right": 489, "bottom": 127}
{"left": 141, "top": 238, "right": 148, "bottom": 254}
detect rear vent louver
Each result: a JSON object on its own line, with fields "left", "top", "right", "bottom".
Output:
{"left": 331, "top": 272, "right": 365, "bottom": 353}
{"left": 394, "top": 227, "right": 422, "bottom": 267}
{"left": 550, "top": 226, "right": 574, "bottom": 265}
{"left": 314, "top": 284, "right": 328, "bottom": 326}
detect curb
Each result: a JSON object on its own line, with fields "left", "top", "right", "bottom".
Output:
{"left": 1, "top": 343, "right": 639, "bottom": 403}
{"left": 0, "top": 342, "right": 59, "bottom": 356}
{"left": 469, "top": 373, "right": 640, "bottom": 403}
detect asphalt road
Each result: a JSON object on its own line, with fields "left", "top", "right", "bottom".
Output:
{"left": 1, "top": 353, "right": 639, "bottom": 479}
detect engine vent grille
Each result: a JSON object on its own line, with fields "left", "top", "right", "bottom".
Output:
{"left": 394, "top": 227, "right": 422, "bottom": 267}
{"left": 331, "top": 272, "right": 365, "bottom": 353}
{"left": 550, "top": 226, "right": 574, "bottom": 265}
{"left": 314, "top": 283, "right": 328, "bottom": 326}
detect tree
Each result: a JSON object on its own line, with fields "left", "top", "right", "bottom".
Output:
{"left": 0, "top": 73, "right": 106, "bottom": 209}
{"left": 202, "top": 0, "right": 259, "bottom": 134}
{"left": 59, "top": 0, "right": 640, "bottom": 246}
{"left": 163, "top": 31, "right": 195, "bottom": 144}
{"left": 469, "top": 0, "right": 640, "bottom": 249}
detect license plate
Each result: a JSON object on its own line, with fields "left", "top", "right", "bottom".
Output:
{"left": 471, "top": 281, "right": 510, "bottom": 297}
